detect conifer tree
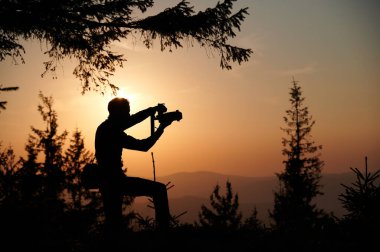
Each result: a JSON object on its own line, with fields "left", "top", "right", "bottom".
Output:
{"left": 29, "top": 91, "right": 68, "bottom": 196}
{"left": 242, "top": 207, "right": 264, "bottom": 233}
{"left": 270, "top": 78, "right": 324, "bottom": 232}
{"left": 63, "top": 128, "right": 95, "bottom": 211}
{"left": 18, "top": 134, "right": 43, "bottom": 202}
{"left": 198, "top": 180, "right": 242, "bottom": 230}
{"left": 15, "top": 92, "right": 69, "bottom": 238}
{"left": 0, "top": 144, "right": 24, "bottom": 244}
{"left": 16, "top": 90, "right": 68, "bottom": 222}
{"left": 0, "top": 144, "right": 21, "bottom": 205}
{"left": 339, "top": 156, "right": 380, "bottom": 229}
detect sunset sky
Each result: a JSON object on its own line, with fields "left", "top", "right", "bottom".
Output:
{"left": 0, "top": 0, "right": 379, "bottom": 180}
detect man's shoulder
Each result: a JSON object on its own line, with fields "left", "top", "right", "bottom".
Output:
{"left": 96, "top": 119, "right": 125, "bottom": 136}
{"left": 96, "top": 119, "right": 111, "bottom": 136}
{"left": 97, "top": 119, "right": 110, "bottom": 129}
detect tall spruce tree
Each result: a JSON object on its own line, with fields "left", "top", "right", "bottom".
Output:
{"left": 270, "top": 78, "right": 324, "bottom": 232}
{"left": 8, "top": 92, "right": 69, "bottom": 239}
{"left": 27, "top": 91, "right": 68, "bottom": 199}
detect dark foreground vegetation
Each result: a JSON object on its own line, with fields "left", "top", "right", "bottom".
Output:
{"left": 1, "top": 131, "right": 378, "bottom": 252}
{"left": 1, "top": 197, "right": 379, "bottom": 252}
{"left": 1, "top": 85, "right": 379, "bottom": 251}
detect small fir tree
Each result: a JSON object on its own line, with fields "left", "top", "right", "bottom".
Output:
{"left": 0, "top": 144, "right": 22, "bottom": 205}
{"left": 18, "top": 134, "right": 44, "bottom": 203}
{"left": 339, "top": 156, "right": 380, "bottom": 229}
{"left": 198, "top": 180, "right": 242, "bottom": 230}
{"left": 242, "top": 207, "right": 265, "bottom": 233}
{"left": 63, "top": 128, "right": 95, "bottom": 211}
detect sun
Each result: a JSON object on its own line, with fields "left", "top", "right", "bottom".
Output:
{"left": 115, "top": 88, "right": 136, "bottom": 102}
{"left": 113, "top": 87, "right": 147, "bottom": 112}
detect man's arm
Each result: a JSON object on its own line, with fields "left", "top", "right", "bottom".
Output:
{"left": 121, "top": 124, "right": 167, "bottom": 152}
{"left": 125, "top": 104, "right": 166, "bottom": 129}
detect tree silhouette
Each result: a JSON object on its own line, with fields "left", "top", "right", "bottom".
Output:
{"left": 29, "top": 91, "right": 68, "bottom": 196}
{"left": 0, "top": 144, "right": 27, "bottom": 249}
{"left": 0, "top": 0, "right": 252, "bottom": 94}
{"left": 270, "top": 78, "right": 324, "bottom": 233}
{"left": 0, "top": 144, "right": 22, "bottom": 206}
{"left": 339, "top": 156, "right": 380, "bottom": 230}
{"left": 1, "top": 92, "right": 70, "bottom": 247}
{"left": 242, "top": 207, "right": 265, "bottom": 233}
{"left": 61, "top": 129, "right": 103, "bottom": 242}
{"left": 0, "top": 85, "right": 19, "bottom": 112}
{"left": 198, "top": 180, "right": 242, "bottom": 230}
{"left": 14, "top": 91, "right": 69, "bottom": 243}
{"left": 63, "top": 128, "right": 95, "bottom": 211}
{"left": 18, "top": 131, "right": 44, "bottom": 203}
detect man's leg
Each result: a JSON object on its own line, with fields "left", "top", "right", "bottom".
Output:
{"left": 152, "top": 182, "right": 170, "bottom": 230}
{"left": 122, "top": 177, "right": 170, "bottom": 230}
{"left": 101, "top": 188, "right": 124, "bottom": 240}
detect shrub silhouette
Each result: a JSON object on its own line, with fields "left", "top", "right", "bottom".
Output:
{"left": 339, "top": 156, "right": 380, "bottom": 232}
{"left": 198, "top": 180, "right": 242, "bottom": 231}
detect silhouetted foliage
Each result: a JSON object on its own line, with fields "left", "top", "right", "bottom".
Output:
{"left": 339, "top": 156, "right": 380, "bottom": 231}
{"left": 28, "top": 91, "right": 68, "bottom": 197}
{"left": 63, "top": 128, "right": 96, "bottom": 211}
{"left": 0, "top": 91, "right": 71, "bottom": 249}
{"left": 241, "top": 207, "right": 265, "bottom": 233}
{"left": 270, "top": 78, "right": 325, "bottom": 233}
{"left": 2, "top": 89, "right": 379, "bottom": 250}
{"left": 0, "top": 143, "right": 22, "bottom": 206}
{"left": 0, "top": 144, "right": 37, "bottom": 250}
{"left": 18, "top": 129, "right": 44, "bottom": 203}
{"left": 198, "top": 180, "right": 242, "bottom": 230}
{"left": 0, "top": 0, "right": 252, "bottom": 94}
{"left": 0, "top": 92, "right": 107, "bottom": 250}
{"left": 0, "top": 85, "right": 19, "bottom": 112}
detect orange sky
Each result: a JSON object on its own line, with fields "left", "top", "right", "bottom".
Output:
{"left": 1, "top": 0, "right": 379, "bottom": 179}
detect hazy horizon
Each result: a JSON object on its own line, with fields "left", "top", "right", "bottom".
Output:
{"left": 133, "top": 170, "right": 356, "bottom": 225}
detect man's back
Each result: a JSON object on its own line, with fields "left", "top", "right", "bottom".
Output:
{"left": 95, "top": 119, "right": 124, "bottom": 176}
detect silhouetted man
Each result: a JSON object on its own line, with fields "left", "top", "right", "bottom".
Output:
{"left": 95, "top": 97, "right": 175, "bottom": 239}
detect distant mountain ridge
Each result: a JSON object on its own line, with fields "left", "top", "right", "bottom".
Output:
{"left": 131, "top": 171, "right": 355, "bottom": 225}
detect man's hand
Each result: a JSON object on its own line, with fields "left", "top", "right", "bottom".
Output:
{"left": 157, "top": 110, "right": 182, "bottom": 128}
{"left": 156, "top": 103, "right": 167, "bottom": 114}
{"left": 159, "top": 119, "right": 172, "bottom": 128}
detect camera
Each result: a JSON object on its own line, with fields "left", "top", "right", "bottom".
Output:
{"left": 150, "top": 103, "right": 182, "bottom": 134}
{"left": 156, "top": 110, "right": 182, "bottom": 125}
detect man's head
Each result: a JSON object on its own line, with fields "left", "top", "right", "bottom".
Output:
{"left": 108, "top": 97, "right": 130, "bottom": 121}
